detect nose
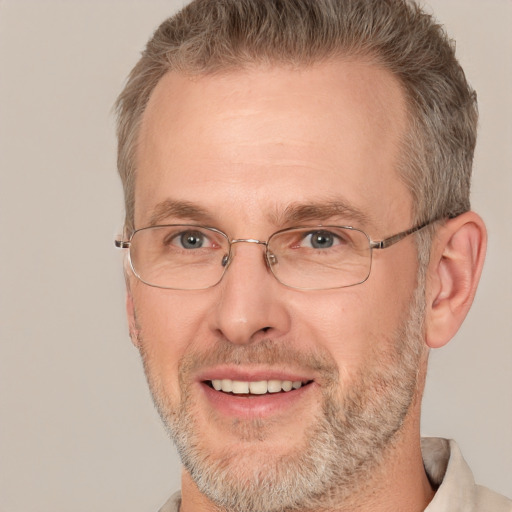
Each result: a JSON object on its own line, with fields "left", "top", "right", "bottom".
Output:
{"left": 210, "top": 240, "right": 291, "bottom": 345}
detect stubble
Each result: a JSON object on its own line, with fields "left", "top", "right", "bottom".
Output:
{"left": 137, "top": 281, "right": 427, "bottom": 512}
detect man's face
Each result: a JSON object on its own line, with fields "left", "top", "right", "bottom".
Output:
{"left": 129, "top": 60, "right": 426, "bottom": 510}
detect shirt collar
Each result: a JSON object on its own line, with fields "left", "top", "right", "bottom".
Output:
{"left": 422, "top": 437, "right": 477, "bottom": 511}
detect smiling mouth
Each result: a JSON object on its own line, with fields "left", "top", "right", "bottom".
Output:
{"left": 205, "top": 379, "right": 313, "bottom": 395}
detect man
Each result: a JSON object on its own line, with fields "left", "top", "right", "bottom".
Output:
{"left": 114, "top": 1, "right": 512, "bottom": 511}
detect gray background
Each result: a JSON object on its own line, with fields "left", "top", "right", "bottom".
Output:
{"left": 0, "top": 1, "right": 510, "bottom": 510}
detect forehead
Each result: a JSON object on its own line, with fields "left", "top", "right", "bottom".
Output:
{"left": 135, "top": 59, "right": 411, "bottom": 233}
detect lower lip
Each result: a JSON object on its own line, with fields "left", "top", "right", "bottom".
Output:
{"left": 200, "top": 381, "right": 314, "bottom": 418}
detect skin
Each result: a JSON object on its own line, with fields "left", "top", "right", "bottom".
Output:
{"left": 125, "top": 59, "right": 487, "bottom": 511}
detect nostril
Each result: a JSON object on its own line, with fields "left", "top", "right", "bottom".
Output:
{"left": 261, "top": 326, "right": 271, "bottom": 332}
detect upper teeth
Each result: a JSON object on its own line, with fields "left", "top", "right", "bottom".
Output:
{"left": 211, "top": 379, "right": 304, "bottom": 395}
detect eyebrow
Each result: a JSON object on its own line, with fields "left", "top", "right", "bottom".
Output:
{"left": 274, "top": 200, "right": 371, "bottom": 227}
{"left": 147, "top": 199, "right": 215, "bottom": 226}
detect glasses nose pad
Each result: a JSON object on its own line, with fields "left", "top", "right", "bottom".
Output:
{"left": 221, "top": 253, "right": 230, "bottom": 267}
{"left": 266, "top": 251, "right": 278, "bottom": 267}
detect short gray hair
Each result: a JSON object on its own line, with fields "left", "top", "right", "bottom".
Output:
{"left": 115, "top": 0, "right": 478, "bottom": 248}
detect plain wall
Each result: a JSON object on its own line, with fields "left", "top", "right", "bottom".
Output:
{"left": 0, "top": 1, "right": 510, "bottom": 510}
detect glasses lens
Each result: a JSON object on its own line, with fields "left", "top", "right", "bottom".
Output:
{"left": 268, "top": 226, "right": 371, "bottom": 290}
{"left": 129, "top": 225, "right": 229, "bottom": 289}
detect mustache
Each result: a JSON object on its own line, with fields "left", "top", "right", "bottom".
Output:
{"left": 178, "top": 338, "right": 339, "bottom": 382}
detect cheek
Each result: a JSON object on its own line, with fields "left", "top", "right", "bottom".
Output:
{"left": 290, "top": 254, "right": 418, "bottom": 373}
{"left": 130, "top": 286, "right": 210, "bottom": 388}
{"left": 293, "top": 291, "right": 377, "bottom": 372}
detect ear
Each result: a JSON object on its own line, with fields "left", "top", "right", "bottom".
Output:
{"left": 125, "top": 280, "right": 141, "bottom": 348}
{"left": 424, "top": 212, "right": 487, "bottom": 348}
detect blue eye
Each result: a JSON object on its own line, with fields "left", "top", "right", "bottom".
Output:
{"left": 178, "top": 231, "right": 206, "bottom": 249}
{"left": 302, "top": 230, "right": 341, "bottom": 249}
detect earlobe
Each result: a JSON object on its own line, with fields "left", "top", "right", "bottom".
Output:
{"left": 425, "top": 212, "right": 487, "bottom": 349}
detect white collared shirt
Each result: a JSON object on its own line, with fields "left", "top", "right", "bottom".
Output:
{"left": 422, "top": 438, "right": 511, "bottom": 511}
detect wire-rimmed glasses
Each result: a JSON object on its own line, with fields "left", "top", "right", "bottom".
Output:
{"left": 115, "top": 221, "right": 433, "bottom": 290}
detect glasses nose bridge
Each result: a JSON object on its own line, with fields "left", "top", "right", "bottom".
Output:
{"left": 224, "top": 237, "right": 272, "bottom": 271}
{"left": 230, "top": 238, "right": 268, "bottom": 247}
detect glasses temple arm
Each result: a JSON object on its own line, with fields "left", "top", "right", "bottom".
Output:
{"left": 370, "top": 220, "right": 434, "bottom": 250}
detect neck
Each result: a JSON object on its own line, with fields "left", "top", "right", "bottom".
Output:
{"left": 320, "top": 366, "right": 435, "bottom": 512}
{"left": 332, "top": 420, "right": 434, "bottom": 512}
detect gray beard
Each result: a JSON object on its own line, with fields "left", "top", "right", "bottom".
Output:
{"left": 138, "top": 282, "right": 426, "bottom": 512}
